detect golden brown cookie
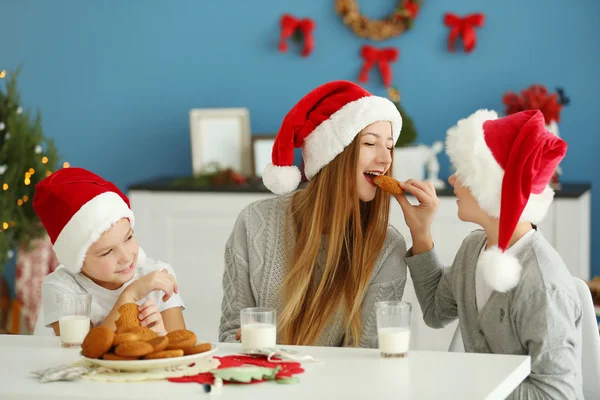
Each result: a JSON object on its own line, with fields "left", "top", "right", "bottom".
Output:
{"left": 144, "top": 349, "right": 184, "bottom": 360}
{"left": 121, "top": 326, "right": 158, "bottom": 341}
{"left": 102, "top": 352, "right": 139, "bottom": 361}
{"left": 114, "top": 341, "right": 154, "bottom": 357}
{"left": 113, "top": 332, "right": 142, "bottom": 346}
{"left": 115, "top": 303, "right": 141, "bottom": 331}
{"left": 373, "top": 175, "right": 404, "bottom": 195}
{"left": 147, "top": 336, "right": 169, "bottom": 353}
{"left": 81, "top": 326, "right": 115, "bottom": 359}
{"left": 182, "top": 343, "right": 212, "bottom": 355}
{"left": 166, "top": 329, "right": 197, "bottom": 350}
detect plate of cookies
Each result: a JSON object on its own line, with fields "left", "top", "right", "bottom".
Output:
{"left": 79, "top": 303, "right": 218, "bottom": 372}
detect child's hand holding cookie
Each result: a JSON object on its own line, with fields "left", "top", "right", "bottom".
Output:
{"left": 138, "top": 299, "right": 167, "bottom": 335}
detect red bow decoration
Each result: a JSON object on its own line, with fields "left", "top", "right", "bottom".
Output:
{"left": 443, "top": 12, "right": 485, "bottom": 53}
{"left": 279, "top": 14, "right": 316, "bottom": 57}
{"left": 358, "top": 45, "right": 399, "bottom": 88}
{"left": 168, "top": 355, "right": 304, "bottom": 385}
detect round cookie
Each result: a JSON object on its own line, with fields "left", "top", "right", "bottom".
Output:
{"left": 182, "top": 343, "right": 212, "bottom": 355}
{"left": 372, "top": 175, "right": 404, "bottom": 195}
{"left": 166, "top": 330, "right": 197, "bottom": 350}
{"left": 102, "top": 352, "right": 139, "bottom": 361}
{"left": 113, "top": 332, "right": 142, "bottom": 346}
{"left": 144, "top": 349, "right": 184, "bottom": 360}
{"left": 114, "top": 341, "right": 154, "bottom": 357}
{"left": 81, "top": 326, "right": 115, "bottom": 359}
{"left": 147, "top": 336, "right": 169, "bottom": 353}
{"left": 122, "top": 326, "right": 158, "bottom": 341}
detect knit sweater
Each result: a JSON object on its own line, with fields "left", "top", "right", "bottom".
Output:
{"left": 406, "top": 229, "right": 583, "bottom": 400}
{"left": 218, "top": 193, "right": 407, "bottom": 348}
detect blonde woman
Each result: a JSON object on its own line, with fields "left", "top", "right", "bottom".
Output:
{"left": 218, "top": 80, "right": 407, "bottom": 347}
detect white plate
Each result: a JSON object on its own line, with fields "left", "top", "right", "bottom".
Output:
{"left": 81, "top": 343, "right": 219, "bottom": 372}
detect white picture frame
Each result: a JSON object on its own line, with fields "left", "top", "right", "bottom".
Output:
{"left": 251, "top": 135, "right": 276, "bottom": 177}
{"left": 189, "top": 108, "right": 251, "bottom": 175}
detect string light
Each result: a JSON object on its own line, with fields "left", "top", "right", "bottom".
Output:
{"left": 0, "top": 70, "right": 5, "bottom": 79}
{"left": 17, "top": 199, "right": 23, "bottom": 206}
{"left": 23, "top": 195, "right": 29, "bottom": 202}
{"left": 28, "top": 168, "right": 35, "bottom": 174}
{"left": 63, "top": 161, "right": 70, "bottom": 168}
{"left": 2, "top": 222, "right": 7, "bottom": 230}
{"left": 42, "top": 157, "right": 48, "bottom": 164}
{"left": 45, "top": 171, "right": 52, "bottom": 177}
{"left": 2, "top": 183, "right": 7, "bottom": 190}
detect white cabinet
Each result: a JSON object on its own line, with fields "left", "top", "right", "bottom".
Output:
{"left": 128, "top": 183, "right": 591, "bottom": 351}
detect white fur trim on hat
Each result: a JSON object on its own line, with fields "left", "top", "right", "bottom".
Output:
{"left": 262, "top": 163, "right": 302, "bottom": 195}
{"left": 446, "top": 109, "right": 554, "bottom": 223}
{"left": 52, "top": 192, "right": 135, "bottom": 274}
{"left": 303, "top": 95, "right": 402, "bottom": 180}
{"left": 478, "top": 245, "right": 523, "bottom": 292}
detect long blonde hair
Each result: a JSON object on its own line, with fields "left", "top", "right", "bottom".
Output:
{"left": 278, "top": 135, "right": 392, "bottom": 346}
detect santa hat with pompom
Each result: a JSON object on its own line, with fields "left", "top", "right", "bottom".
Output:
{"left": 33, "top": 167, "right": 135, "bottom": 274}
{"left": 446, "top": 109, "right": 567, "bottom": 292}
{"left": 263, "top": 80, "right": 402, "bottom": 195}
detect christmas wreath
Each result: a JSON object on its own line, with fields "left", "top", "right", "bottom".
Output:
{"left": 335, "top": 0, "right": 422, "bottom": 41}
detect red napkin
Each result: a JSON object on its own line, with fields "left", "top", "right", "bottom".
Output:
{"left": 168, "top": 354, "right": 304, "bottom": 385}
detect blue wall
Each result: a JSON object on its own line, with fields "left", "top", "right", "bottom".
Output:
{"left": 1, "top": 0, "right": 599, "bottom": 275}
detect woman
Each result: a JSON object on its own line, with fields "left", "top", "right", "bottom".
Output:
{"left": 219, "top": 80, "right": 408, "bottom": 348}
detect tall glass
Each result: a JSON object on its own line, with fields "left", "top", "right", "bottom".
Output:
{"left": 240, "top": 307, "right": 276, "bottom": 351}
{"left": 56, "top": 293, "right": 91, "bottom": 347}
{"left": 376, "top": 301, "right": 412, "bottom": 358}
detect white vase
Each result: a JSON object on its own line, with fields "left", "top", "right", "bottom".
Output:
{"left": 393, "top": 146, "right": 426, "bottom": 182}
{"left": 546, "top": 121, "right": 560, "bottom": 138}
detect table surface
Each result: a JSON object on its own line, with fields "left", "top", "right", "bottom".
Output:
{"left": 1, "top": 335, "right": 530, "bottom": 400}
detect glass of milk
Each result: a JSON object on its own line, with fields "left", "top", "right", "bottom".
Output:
{"left": 375, "top": 301, "right": 412, "bottom": 358}
{"left": 56, "top": 293, "right": 92, "bottom": 348}
{"left": 240, "top": 307, "right": 277, "bottom": 351}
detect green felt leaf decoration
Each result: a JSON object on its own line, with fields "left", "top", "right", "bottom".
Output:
{"left": 212, "top": 366, "right": 280, "bottom": 383}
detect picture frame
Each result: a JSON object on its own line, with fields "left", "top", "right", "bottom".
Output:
{"left": 250, "top": 134, "right": 276, "bottom": 178}
{"left": 189, "top": 108, "right": 251, "bottom": 175}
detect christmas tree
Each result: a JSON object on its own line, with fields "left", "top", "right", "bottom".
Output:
{"left": 0, "top": 67, "right": 63, "bottom": 273}
{"left": 387, "top": 86, "right": 417, "bottom": 147}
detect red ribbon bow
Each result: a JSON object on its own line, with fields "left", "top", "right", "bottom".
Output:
{"left": 279, "top": 14, "right": 316, "bottom": 57}
{"left": 358, "top": 45, "right": 399, "bottom": 88}
{"left": 443, "top": 12, "right": 485, "bottom": 53}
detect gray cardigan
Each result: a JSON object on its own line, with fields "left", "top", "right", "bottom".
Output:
{"left": 406, "top": 229, "right": 583, "bottom": 400}
{"left": 219, "top": 194, "right": 408, "bottom": 348}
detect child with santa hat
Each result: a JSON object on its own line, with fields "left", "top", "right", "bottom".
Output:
{"left": 33, "top": 167, "right": 186, "bottom": 336}
{"left": 219, "top": 80, "right": 407, "bottom": 348}
{"left": 397, "top": 109, "right": 583, "bottom": 399}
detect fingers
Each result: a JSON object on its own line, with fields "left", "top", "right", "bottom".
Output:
{"left": 138, "top": 302, "right": 158, "bottom": 321}
{"left": 235, "top": 328, "right": 241, "bottom": 341}
{"left": 140, "top": 311, "right": 161, "bottom": 328}
{"left": 161, "top": 269, "right": 179, "bottom": 294}
{"left": 399, "top": 181, "right": 430, "bottom": 205}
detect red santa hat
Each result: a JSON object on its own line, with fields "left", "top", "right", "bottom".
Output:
{"left": 263, "top": 80, "right": 403, "bottom": 195}
{"left": 446, "top": 109, "right": 567, "bottom": 292}
{"left": 33, "top": 167, "right": 134, "bottom": 274}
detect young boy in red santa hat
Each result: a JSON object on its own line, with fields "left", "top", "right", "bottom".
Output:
{"left": 34, "top": 167, "right": 186, "bottom": 336}
{"left": 396, "top": 109, "right": 583, "bottom": 399}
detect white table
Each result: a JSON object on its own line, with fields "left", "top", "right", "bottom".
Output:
{"left": 1, "top": 335, "right": 530, "bottom": 400}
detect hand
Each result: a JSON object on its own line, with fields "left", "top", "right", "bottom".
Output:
{"left": 394, "top": 179, "right": 440, "bottom": 239}
{"left": 138, "top": 299, "right": 166, "bottom": 335}
{"left": 235, "top": 328, "right": 241, "bottom": 341}
{"left": 124, "top": 269, "right": 179, "bottom": 303}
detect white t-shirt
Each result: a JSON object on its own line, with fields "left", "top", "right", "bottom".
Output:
{"left": 38, "top": 248, "right": 185, "bottom": 335}
{"left": 475, "top": 229, "right": 535, "bottom": 312}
